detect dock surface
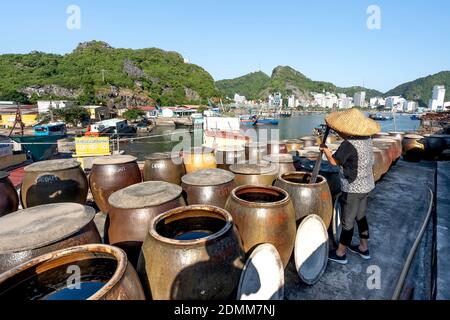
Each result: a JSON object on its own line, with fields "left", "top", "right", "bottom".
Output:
{"left": 285, "top": 160, "right": 437, "bottom": 300}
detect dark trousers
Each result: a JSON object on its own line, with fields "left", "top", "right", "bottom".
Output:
{"left": 339, "top": 192, "right": 370, "bottom": 247}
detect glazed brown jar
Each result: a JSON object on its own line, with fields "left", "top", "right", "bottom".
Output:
{"left": 262, "top": 154, "right": 300, "bottom": 176}
{"left": 182, "top": 147, "right": 217, "bottom": 174}
{"left": 139, "top": 205, "right": 245, "bottom": 300}
{"left": 143, "top": 152, "right": 186, "bottom": 185}
{"left": 402, "top": 134, "right": 425, "bottom": 162}
{"left": 20, "top": 159, "right": 88, "bottom": 209}
{"left": 285, "top": 139, "right": 303, "bottom": 153}
{"left": 214, "top": 145, "right": 246, "bottom": 171}
{"left": 0, "top": 203, "right": 101, "bottom": 274}
{"left": 0, "top": 172, "right": 19, "bottom": 217}
{"left": 181, "top": 168, "right": 236, "bottom": 209}
{"left": 229, "top": 162, "right": 278, "bottom": 187}
{"left": 274, "top": 172, "right": 333, "bottom": 228}
{"left": 89, "top": 155, "right": 142, "bottom": 214}
{"left": 300, "top": 136, "right": 317, "bottom": 148}
{"left": 107, "top": 181, "right": 185, "bottom": 266}
{"left": 224, "top": 185, "right": 296, "bottom": 268}
{"left": 244, "top": 142, "right": 268, "bottom": 163}
{"left": 0, "top": 244, "right": 145, "bottom": 300}
{"left": 267, "top": 140, "right": 288, "bottom": 155}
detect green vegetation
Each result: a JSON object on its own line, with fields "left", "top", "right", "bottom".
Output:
{"left": 122, "top": 108, "right": 145, "bottom": 122}
{"left": 385, "top": 71, "right": 450, "bottom": 107}
{"left": 216, "top": 71, "right": 271, "bottom": 100}
{"left": 0, "top": 41, "right": 221, "bottom": 106}
{"left": 38, "top": 106, "right": 90, "bottom": 127}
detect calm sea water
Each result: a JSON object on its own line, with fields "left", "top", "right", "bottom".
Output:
{"left": 123, "top": 114, "right": 420, "bottom": 160}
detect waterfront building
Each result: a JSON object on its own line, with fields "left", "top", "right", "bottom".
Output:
{"left": 428, "top": 85, "right": 446, "bottom": 111}
{"left": 234, "top": 93, "right": 247, "bottom": 104}
{"left": 385, "top": 96, "right": 403, "bottom": 110}
{"left": 83, "top": 105, "right": 110, "bottom": 121}
{"left": 403, "top": 101, "right": 418, "bottom": 113}
{"left": 37, "top": 100, "right": 74, "bottom": 114}
{"left": 353, "top": 91, "right": 366, "bottom": 107}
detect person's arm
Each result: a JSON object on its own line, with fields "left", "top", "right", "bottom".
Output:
{"left": 320, "top": 144, "right": 340, "bottom": 166}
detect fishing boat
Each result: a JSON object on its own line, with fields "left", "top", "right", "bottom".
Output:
{"left": 254, "top": 118, "right": 279, "bottom": 125}
{"left": 411, "top": 114, "right": 421, "bottom": 120}
{"left": 369, "top": 113, "right": 393, "bottom": 121}
{"left": 240, "top": 115, "right": 257, "bottom": 126}
{"left": 85, "top": 119, "right": 137, "bottom": 138}
{"left": 10, "top": 122, "right": 68, "bottom": 161}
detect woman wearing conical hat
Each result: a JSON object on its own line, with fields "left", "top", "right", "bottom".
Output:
{"left": 319, "top": 108, "right": 381, "bottom": 265}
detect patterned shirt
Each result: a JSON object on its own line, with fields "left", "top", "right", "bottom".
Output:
{"left": 333, "top": 137, "right": 375, "bottom": 194}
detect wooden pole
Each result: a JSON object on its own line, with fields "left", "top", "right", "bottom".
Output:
{"left": 310, "top": 126, "right": 331, "bottom": 184}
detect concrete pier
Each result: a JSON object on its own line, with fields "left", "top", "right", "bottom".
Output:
{"left": 285, "top": 160, "right": 437, "bottom": 300}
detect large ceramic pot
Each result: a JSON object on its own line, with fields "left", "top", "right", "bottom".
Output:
{"left": 296, "top": 149, "right": 320, "bottom": 161}
{"left": 285, "top": 139, "right": 303, "bottom": 153}
{"left": 0, "top": 203, "right": 101, "bottom": 274}
{"left": 244, "top": 142, "right": 267, "bottom": 163}
{"left": 224, "top": 185, "right": 296, "bottom": 268}
{"left": 181, "top": 169, "right": 235, "bottom": 209}
{"left": 0, "top": 172, "right": 19, "bottom": 217}
{"left": 300, "top": 136, "right": 317, "bottom": 148}
{"left": 402, "top": 134, "right": 425, "bottom": 162}
{"left": 107, "top": 181, "right": 185, "bottom": 266}
{"left": 229, "top": 162, "right": 278, "bottom": 187}
{"left": 20, "top": 159, "right": 88, "bottom": 209}
{"left": 89, "top": 155, "right": 142, "bottom": 214}
{"left": 0, "top": 244, "right": 145, "bottom": 300}
{"left": 389, "top": 132, "right": 405, "bottom": 143}
{"left": 375, "top": 138, "right": 401, "bottom": 159}
{"left": 143, "top": 152, "right": 186, "bottom": 185}
{"left": 267, "top": 140, "right": 288, "bottom": 155}
{"left": 297, "top": 159, "right": 341, "bottom": 199}
{"left": 138, "top": 205, "right": 245, "bottom": 300}
{"left": 316, "top": 135, "right": 337, "bottom": 146}
{"left": 372, "top": 142, "right": 393, "bottom": 169}
{"left": 373, "top": 139, "right": 398, "bottom": 162}
{"left": 215, "top": 145, "right": 246, "bottom": 171}
{"left": 423, "top": 135, "right": 447, "bottom": 160}
{"left": 182, "top": 147, "right": 217, "bottom": 174}
{"left": 372, "top": 147, "right": 386, "bottom": 182}
{"left": 262, "top": 154, "right": 300, "bottom": 176}
{"left": 274, "top": 172, "right": 333, "bottom": 228}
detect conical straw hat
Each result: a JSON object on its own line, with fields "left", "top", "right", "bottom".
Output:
{"left": 325, "top": 108, "right": 381, "bottom": 137}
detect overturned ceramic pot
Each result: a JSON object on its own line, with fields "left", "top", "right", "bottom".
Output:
{"left": 0, "top": 244, "right": 145, "bottom": 300}
{"left": 0, "top": 172, "right": 19, "bottom": 218}
{"left": 139, "top": 205, "right": 245, "bottom": 300}
{"left": 182, "top": 147, "right": 217, "bottom": 174}
{"left": 229, "top": 162, "right": 278, "bottom": 187}
{"left": 107, "top": 181, "right": 185, "bottom": 266}
{"left": 225, "top": 185, "right": 296, "bottom": 268}
{"left": 274, "top": 172, "right": 333, "bottom": 228}
{"left": 182, "top": 168, "right": 235, "bottom": 209}
{"left": 0, "top": 203, "right": 101, "bottom": 274}
{"left": 20, "top": 159, "right": 88, "bottom": 209}
{"left": 143, "top": 152, "right": 186, "bottom": 185}
{"left": 90, "top": 155, "right": 142, "bottom": 214}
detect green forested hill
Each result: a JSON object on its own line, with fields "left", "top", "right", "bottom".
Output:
{"left": 0, "top": 41, "right": 220, "bottom": 106}
{"left": 385, "top": 71, "right": 450, "bottom": 107}
{"left": 215, "top": 71, "right": 271, "bottom": 100}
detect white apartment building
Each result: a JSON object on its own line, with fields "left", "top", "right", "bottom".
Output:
{"left": 403, "top": 100, "right": 418, "bottom": 113}
{"left": 234, "top": 93, "right": 247, "bottom": 104}
{"left": 312, "top": 92, "right": 338, "bottom": 108}
{"left": 369, "top": 97, "right": 386, "bottom": 108}
{"left": 353, "top": 91, "right": 366, "bottom": 107}
{"left": 385, "top": 96, "right": 403, "bottom": 110}
{"left": 288, "top": 95, "right": 298, "bottom": 109}
{"left": 37, "top": 101, "right": 74, "bottom": 114}
{"left": 428, "top": 85, "right": 446, "bottom": 111}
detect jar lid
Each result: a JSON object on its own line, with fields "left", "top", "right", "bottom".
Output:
{"left": 92, "top": 155, "right": 137, "bottom": 165}
{"left": 0, "top": 203, "right": 96, "bottom": 254}
{"left": 263, "top": 154, "right": 295, "bottom": 163}
{"left": 182, "top": 168, "right": 235, "bottom": 186}
{"left": 404, "top": 134, "right": 424, "bottom": 139}
{"left": 24, "top": 159, "right": 81, "bottom": 172}
{"left": 145, "top": 152, "right": 179, "bottom": 161}
{"left": 108, "top": 181, "right": 182, "bottom": 209}
{"left": 230, "top": 162, "right": 277, "bottom": 175}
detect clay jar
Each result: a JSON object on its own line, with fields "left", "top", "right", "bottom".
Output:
{"left": 143, "top": 152, "right": 186, "bottom": 185}
{"left": 0, "top": 172, "right": 19, "bottom": 217}
{"left": 0, "top": 203, "right": 101, "bottom": 274}
{"left": 107, "top": 181, "right": 185, "bottom": 266}
{"left": 20, "top": 159, "right": 88, "bottom": 209}
{"left": 139, "top": 205, "right": 245, "bottom": 300}
{"left": 274, "top": 172, "right": 333, "bottom": 228}
{"left": 224, "top": 185, "right": 296, "bottom": 268}
{"left": 89, "top": 155, "right": 142, "bottom": 214}
{"left": 182, "top": 169, "right": 235, "bottom": 209}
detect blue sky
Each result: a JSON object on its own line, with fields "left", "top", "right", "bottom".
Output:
{"left": 0, "top": 0, "right": 449, "bottom": 92}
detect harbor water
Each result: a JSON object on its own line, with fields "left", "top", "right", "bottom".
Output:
{"left": 123, "top": 114, "right": 421, "bottom": 160}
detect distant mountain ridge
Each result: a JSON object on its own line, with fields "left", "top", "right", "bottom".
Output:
{"left": 216, "top": 66, "right": 384, "bottom": 102}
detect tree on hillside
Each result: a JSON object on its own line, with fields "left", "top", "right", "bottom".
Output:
{"left": 122, "top": 108, "right": 145, "bottom": 122}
